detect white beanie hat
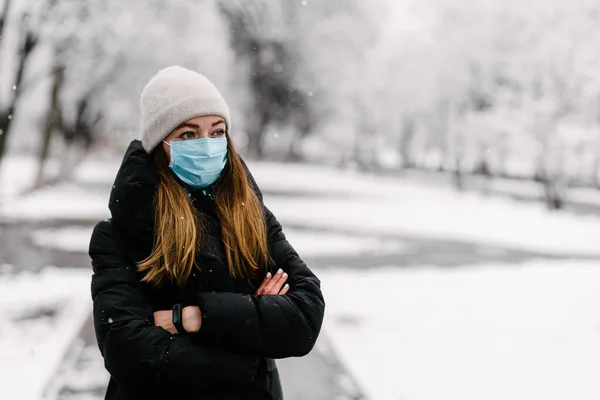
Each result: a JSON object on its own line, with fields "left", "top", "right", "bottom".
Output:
{"left": 140, "top": 66, "right": 231, "bottom": 153}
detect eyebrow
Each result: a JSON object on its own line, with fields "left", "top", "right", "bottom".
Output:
{"left": 176, "top": 122, "right": 199, "bottom": 130}
{"left": 175, "top": 119, "right": 226, "bottom": 130}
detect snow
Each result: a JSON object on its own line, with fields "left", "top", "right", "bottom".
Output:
{"left": 30, "top": 225, "right": 404, "bottom": 258}
{"left": 1, "top": 182, "right": 109, "bottom": 222}
{"left": 319, "top": 262, "right": 600, "bottom": 400}
{"left": 71, "top": 159, "right": 120, "bottom": 187}
{"left": 31, "top": 227, "right": 95, "bottom": 253}
{"left": 0, "top": 267, "right": 92, "bottom": 400}
{"left": 0, "top": 156, "right": 114, "bottom": 222}
{"left": 4, "top": 155, "right": 600, "bottom": 400}
{"left": 268, "top": 228, "right": 404, "bottom": 258}
{"left": 0, "top": 156, "right": 53, "bottom": 206}
{"left": 45, "top": 343, "right": 110, "bottom": 400}
{"left": 249, "top": 161, "right": 600, "bottom": 257}
{"left": 0, "top": 156, "right": 63, "bottom": 207}
{"left": 7, "top": 156, "right": 600, "bottom": 259}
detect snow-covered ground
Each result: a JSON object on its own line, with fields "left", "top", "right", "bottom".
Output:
{"left": 2, "top": 155, "right": 600, "bottom": 400}
{"left": 0, "top": 181, "right": 109, "bottom": 222}
{"left": 0, "top": 268, "right": 91, "bottom": 400}
{"left": 250, "top": 162, "right": 600, "bottom": 257}
{"left": 6, "top": 157, "right": 600, "bottom": 257}
{"left": 0, "top": 156, "right": 41, "bottom": 205}
{"left": 30, "top": 225, "right": 405, "bottom": 258}
{"left": 319, "top": 263, "right": 600, "bottom": 400}
{"left": 31, "top": 227, "right": 96, "bottom": 253}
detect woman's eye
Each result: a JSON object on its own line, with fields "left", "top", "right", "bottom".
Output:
{"left": 180, "top": 131, "right": 195, "bottom": 139}
{"left": 212, "top": 129, "right": 225, "bottom": 137}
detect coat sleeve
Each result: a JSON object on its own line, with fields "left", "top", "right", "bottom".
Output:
{"left": 196, "top": 206, "right": 325, "bottom": 359}
{"left": 89, "top": 221, "right": 259, "bottom": 389}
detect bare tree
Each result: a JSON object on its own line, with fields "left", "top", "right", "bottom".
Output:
{"left": 0, "top": 0, "right": 12, "bottom": 39}
{"left": 399, "top": 115, "right": 417, "bottom": 169}
{"left": 0, "top": 10, "right": 39, "bottom": 164}
{"left": 36, "top": 59, "right": 64, "bottom": 187}
{"left": 217, "top": 1, "right": 311, "bottom": 160}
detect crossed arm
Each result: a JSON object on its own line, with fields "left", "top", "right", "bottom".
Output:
{"left": 154, "top": 269, "right": 290, "bottom": 334}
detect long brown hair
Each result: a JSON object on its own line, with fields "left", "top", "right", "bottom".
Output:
{"left": 137, "top": 136, "right": 270, "bottom": 287}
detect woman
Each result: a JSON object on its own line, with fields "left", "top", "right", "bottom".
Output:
{"left": 89, "top": 66, "right": 325, "bottom": 399}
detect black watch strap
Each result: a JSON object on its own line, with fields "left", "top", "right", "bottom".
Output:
{"left": 172, "top": 303, "right": 186, "bottom": 334}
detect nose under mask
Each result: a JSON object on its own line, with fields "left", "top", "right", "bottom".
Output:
{"left": 163, "top": 137, "right": 228, "bottom": 188}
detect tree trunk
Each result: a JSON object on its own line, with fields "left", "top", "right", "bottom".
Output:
{"left": 399, "top": 116, "right": 416, "bottom": 169}
{"left": 35, "top": 64, "right": 65, "bottom": 187}
{"left": 285, "top": 134, "right": 304, "bottom": 162}
{"left": 593, "top": 152, "right": 600, "bottom": 188}
{"left": 246, "top": 107, "right": 269, "bottom": 160}
{"left": 0, "top": 22, "right": 38, "bottom": 165}
{"left": 0, "top": 0, "right": 12, "bottom": 43}
{"left": 0, "top": 111, "right": 12, "bottom": 164}
{"left": 453, "top": 157, "right": 464, "bottom": 191}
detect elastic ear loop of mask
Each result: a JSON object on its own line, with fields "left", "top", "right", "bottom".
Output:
{"left": 162, "top": 140, "right": 175, "bottom": 168}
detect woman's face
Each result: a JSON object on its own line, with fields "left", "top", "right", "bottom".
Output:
{"left": 162, "top": 115, "right": 226, "bottom": 161}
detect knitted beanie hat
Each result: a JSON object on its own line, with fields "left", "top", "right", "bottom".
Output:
{"left": 140, "top": 66, "right": 231, "bottom": 153}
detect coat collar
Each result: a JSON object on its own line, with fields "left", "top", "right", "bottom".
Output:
{"left": 108, "top": 140, "right": 158, "bottom": 262}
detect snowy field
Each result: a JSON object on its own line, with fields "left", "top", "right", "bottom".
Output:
{"left": 29, "top": 225, "right": 406, "bottom": 258}
{"left": 5, "top": 156, "right": 600, "bottom": 256}
{"left": 319, "top": 263, "right": 600, "bottom": 400}
{"left": 0, "top": 267, "right": 91, "bottom": 400}
{"left": 1, "top": 155, "right": 600, "bottom": 399}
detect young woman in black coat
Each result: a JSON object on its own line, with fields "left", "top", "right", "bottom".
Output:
{"left": 89, "top": 66, "right": 325, "bottom": 399}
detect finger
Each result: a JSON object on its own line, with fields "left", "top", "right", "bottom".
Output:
{"left": 279, "top": 283, "right": 290, "bottom": 295}
{"left": 262, "top": 269, "right": 281, "bottom": 293}
{"left": 256, "top": 272, "right": 272, "bottom": 295}
{"left": 272, "top": 272, "right": 288, "bottom": 293}
{"left": 262, "top": 269, "right": 284, "bottom": 294}
{"left": 265, "top": 270, "right": 288, "bottom": 294}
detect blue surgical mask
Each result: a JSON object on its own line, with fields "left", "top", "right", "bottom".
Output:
{"left": 163, "top": 137, "right": 228, "bottom": 189}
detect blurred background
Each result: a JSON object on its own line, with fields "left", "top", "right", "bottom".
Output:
{"left": 1, "top": 0, "right": 600, "bottom": 399}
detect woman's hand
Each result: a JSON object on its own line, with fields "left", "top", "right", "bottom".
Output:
{"left": 154, "top": 306, "right": 202, "bottom": 334}
{"left": 256, "top": 268, "right": 289, "bottom": 295}
{"left": 154, "top": 310, "right": 178, "bottom": 334}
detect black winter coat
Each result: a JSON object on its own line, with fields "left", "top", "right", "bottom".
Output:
{"left": 89, "top": 140, "right": 325, "bottom": 400}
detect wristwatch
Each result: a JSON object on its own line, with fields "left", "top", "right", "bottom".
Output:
{"left": 172, "top": 303, "right": 186, "bottom": 334}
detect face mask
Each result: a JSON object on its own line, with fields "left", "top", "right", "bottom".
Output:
{"left": 163, "top": 137, "right": 228, "bottom": 189}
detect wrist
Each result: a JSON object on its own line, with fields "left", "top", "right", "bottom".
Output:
{"left": 172, "top": 303, "right": 186, "bottom": 334}
{"left": 182, "top": 306, "right": 202, "bottom": 333}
